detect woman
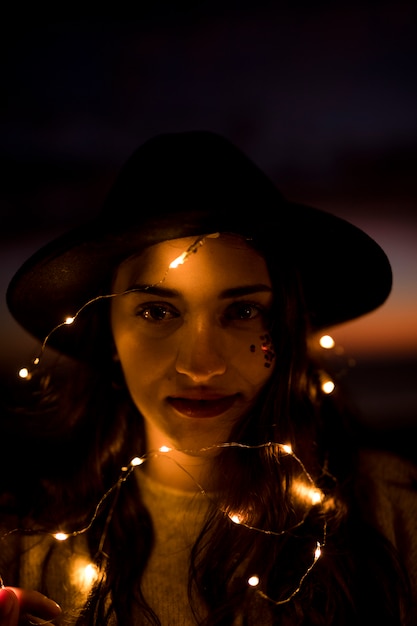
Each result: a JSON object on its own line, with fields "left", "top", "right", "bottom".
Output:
{"left": 0, "top": 131, "right": 416, "bottom": 625}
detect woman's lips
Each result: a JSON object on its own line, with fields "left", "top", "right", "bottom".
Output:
{"left": 167, "top": 395, "right": 238, "bottom": 418}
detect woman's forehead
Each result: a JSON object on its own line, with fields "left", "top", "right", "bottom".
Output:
{"left": 112, "top": 233, "right": 271, "bottom": 290}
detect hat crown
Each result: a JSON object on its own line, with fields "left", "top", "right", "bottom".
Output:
{"left": 100, "top": 131, "right": 285, "bottom": 229}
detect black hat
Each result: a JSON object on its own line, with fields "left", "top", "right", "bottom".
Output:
{"left": 6, "top": 130, "right": 392, "bottom": 359}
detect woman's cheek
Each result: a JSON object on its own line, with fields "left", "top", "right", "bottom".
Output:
{"left": 229, "top": 333, "right": 276, "bottom": 386}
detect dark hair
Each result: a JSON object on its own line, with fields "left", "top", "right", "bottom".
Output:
{"left": 0, "top": 235, "right": 411, "bottom": 626}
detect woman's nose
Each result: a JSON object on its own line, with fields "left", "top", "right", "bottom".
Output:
{"left": 175, "top": 320, "right": 227, "bottom": 382}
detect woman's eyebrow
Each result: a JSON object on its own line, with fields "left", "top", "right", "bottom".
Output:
{"left": 124, "top": 284, "right": 180, "bottom": 297}
{"left": 220, "top": 284, "right": 273, "bottom": 299}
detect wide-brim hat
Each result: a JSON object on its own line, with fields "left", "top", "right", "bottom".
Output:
{"left": 7, "top": 130, "right": 392, "bottom": 360}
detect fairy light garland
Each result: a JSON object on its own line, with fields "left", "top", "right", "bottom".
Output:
{"left": 0, "top": 442, "right": 328, "bottom": 608}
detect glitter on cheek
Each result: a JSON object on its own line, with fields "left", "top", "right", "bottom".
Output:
{"left": 260, "top": 333, "right": 276, "bottom": 368}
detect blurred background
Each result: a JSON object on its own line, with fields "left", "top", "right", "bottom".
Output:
{"left": 1, "top": 3, "right": 416, "bottom": 458}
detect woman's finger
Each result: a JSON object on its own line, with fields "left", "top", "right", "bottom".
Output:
{"left": 0, "top": 588, "right": 61, "bottom": 625}
{"left": 0, "top": 588, "right": 20, "bottom": 625}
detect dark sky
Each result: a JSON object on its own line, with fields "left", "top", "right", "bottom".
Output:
{"left": 1, "top": 4, "right": 417, "bottom": 453}
{"left": 3, "top": 5, "right": 416, "bottom": 198}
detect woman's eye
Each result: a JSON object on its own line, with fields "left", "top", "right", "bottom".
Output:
{"left": 137, "top": 303, "right": 179, "bottom": 322}
{"left": 224, "top": 302, "right": 265, "bottom": 321}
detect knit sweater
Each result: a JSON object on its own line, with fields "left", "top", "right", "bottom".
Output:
{"left": 138, "top": 471, "right": 211, "bottom": 624}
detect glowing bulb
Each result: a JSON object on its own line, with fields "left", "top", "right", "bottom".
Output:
{"left": 314, "top": 542, "right": 322, "bottom": 559}
{"left": 293, "top": 480, "right": 324, "bottom": 505}
{"left": 18, "top": 368, "right": 29, "bottom": 379}
{"left": 80, "top": 563, "right": 98, "bottom": 587}
{"left": 169, "top": 252, "right": 188, "bottom": 269}
{"left": 321, "top": 380, "right": 335, "bottom": 394}
{"left": 248, "top": 575, "right": 259, "bottom": 587}
{"left": 159, "top": 445, "right": 172, "bottom": 453}
{"left": 319, "top": 334, "right": 335, "bottom": 349}
{"left": 168, "top": 234, "right": 219, "bottom": 269}
{"left": 54, "top": 532, "right": 69, "bottom": 541}
{"left": 70, "top": 558, "right": 99, "bottom": 591}
{"left": 310, "top": 490, "right": 323, "bottom": 505}
{"left": 64, "top": 316, "right": 74, "bottom": 325}
{"left": 229, "top": 514, "right": 242, "bottom": 524}
{"left": 281, "top": 444, "right": 292, "bottom": 454}
{"left": 130, "top": 456, "right": 144, "bottom": 467}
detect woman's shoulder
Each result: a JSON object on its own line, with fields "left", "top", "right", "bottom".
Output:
{"left": 355, "top": 446, "right": 417, "bottom": 547}
{"left": 356, "top": 447, "right": 417, "bottom": 496}
{"left": 355, "top": 446, "right": 417, "bottom": 524}
{"left": 355, "top": 446, "right": 417, "bottom": 599}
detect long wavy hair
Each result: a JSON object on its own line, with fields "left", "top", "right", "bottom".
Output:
{"left": 0, "top": 235, "right": 412, "bottom": 625}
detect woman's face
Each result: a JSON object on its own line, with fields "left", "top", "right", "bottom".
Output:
{"left": 110, "top": 234, "right": 275, "bottom": 452}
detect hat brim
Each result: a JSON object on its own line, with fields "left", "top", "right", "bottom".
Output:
{"left": 6, "top": 131, "right": 392, "bottom": 359}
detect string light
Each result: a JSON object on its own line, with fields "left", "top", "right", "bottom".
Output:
{"left": 321, "top": 379, "right": 335, "bottom": 395}
{"left": 216, "top": 442, "right": 324, "bottom": 536}
{"left": 312, "top": 331, "right": 358, "bottom": 398}
{"left": 18, "top": 367, "right": 30, "bottom": 379}
{"left": 168, "top": 233, "right": 219, "bottom": 268}
{"left": 0, "top": 442, "right": 328, "bottom": 609}
{"left": 251, "top": 535, "right": 326, "bottom": 606}
{"left": 70, "top": 558, "right": 100, "bottom": 592}
{"left": 54, "top": 532, "right": 69, "bottom": 541}
{"left": 319, "top": 334, "right": 335, "bottom": 349}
